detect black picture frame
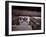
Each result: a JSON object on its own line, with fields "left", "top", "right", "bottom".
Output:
{"left": 5, "top": 1, "right": 45, "bottom": 36}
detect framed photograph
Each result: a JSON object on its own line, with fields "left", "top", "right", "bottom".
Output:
{"left": 5, "top": 1, "right": 45, "bottom": 36}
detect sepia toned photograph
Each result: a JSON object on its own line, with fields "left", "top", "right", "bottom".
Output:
{"left": 5, "top": 1, "right": 45, "bottom": 36}
{"left": 12, "top": 6, "right": 41, "bottom": 31}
